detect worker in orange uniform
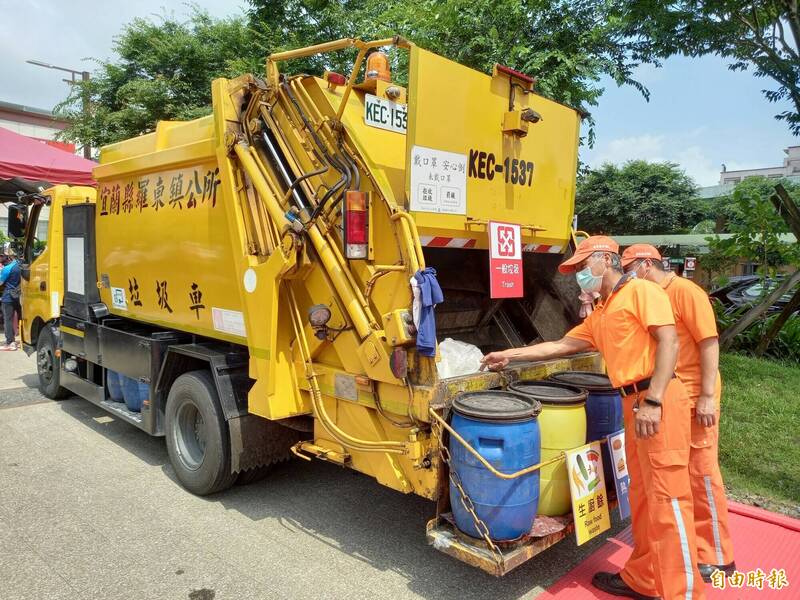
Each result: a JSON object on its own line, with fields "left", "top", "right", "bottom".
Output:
{"left": 621, "top": 244, "right": 735, "bottom": 582}
{"left": 482, "top": 236, "right": 704, "bottom": 600}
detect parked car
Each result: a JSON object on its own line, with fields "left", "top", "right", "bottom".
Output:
{"left": 710, "top": 275, "right": 798, "bottom": 314}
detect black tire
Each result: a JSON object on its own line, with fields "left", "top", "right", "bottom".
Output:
{"left": 36, "top": 327, "right": 70, "bottom": 399}
{"left": 165, "top": 370, "right": 236, "bottom": 496}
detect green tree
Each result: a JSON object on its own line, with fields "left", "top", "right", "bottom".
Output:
{"left": 247, "top": 0, "right": 654, "bottom": 144}
{"left": 621, "top": 0, "right": 800, "bottom": 135}
{"left": 706, "top": 177, "right": 800, "bottom": 277}
{"left": 55, "top": 7, "right": 265, "bottom": 148}
{"left": 574, "top": 160, "right": 702, "bottom": 234}
{"left": 714, "top": 176, "right": 800, "bottom": 230}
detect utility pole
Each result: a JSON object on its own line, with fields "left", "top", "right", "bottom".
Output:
{"left": 26, "top": 60, "right": 92, "bottom": 159}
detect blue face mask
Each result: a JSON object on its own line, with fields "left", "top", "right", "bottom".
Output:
{"left": 576, "top": 264, "right": 604, "bottom": 292}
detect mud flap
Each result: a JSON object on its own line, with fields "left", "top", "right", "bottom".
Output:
{"left": 228, "top": 413, "right": 302, "bottom": 473}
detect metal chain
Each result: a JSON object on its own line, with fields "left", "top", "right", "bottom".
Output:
{"left": 432, "top": 417, "right": 504, "bottom": 567}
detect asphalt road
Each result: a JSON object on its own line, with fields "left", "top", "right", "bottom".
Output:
{"left": 0, "top": 350, "right": 623, "bottom": 600}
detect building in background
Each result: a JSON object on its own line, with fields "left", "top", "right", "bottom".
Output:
{"left": 697, "top": 145, "right": 800, "bottom": 199}
{"left": 719, "top": 145, "right": 800, "bottom": 184}
{"left": 615, "top": 233, "right": 797, "bottom": 289}
{"left": 0, "top": 100, "right": 72, "bottom": 152}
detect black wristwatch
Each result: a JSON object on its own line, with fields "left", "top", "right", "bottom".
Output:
{"left": 643, "top": 397, "right": 662, "bottom": 407}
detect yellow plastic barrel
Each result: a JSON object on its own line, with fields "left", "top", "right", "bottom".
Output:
{"left": 508, "top": 381, "right": 587, "bottom": 516}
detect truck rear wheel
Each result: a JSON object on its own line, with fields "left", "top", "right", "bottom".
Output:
{"left": 36, "top": 327, "right": 70, "bottom": 400}
{"left": 165, "top": 370, "right": 236, "bottom": 496}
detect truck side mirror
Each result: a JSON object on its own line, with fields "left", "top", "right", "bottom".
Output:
{"left": 7, "top": 204, "right": 27, "bottom": 238}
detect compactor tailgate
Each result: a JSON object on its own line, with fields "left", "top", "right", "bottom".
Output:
{"left": 405, "top": 47, "right": 581, "bottom": 252}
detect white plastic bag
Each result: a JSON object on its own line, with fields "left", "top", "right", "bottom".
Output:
{"left": 436, "top": 338, "right": 484, "bottom": 379}
{"left": 409, "top": 276, "right": 422, "bottom": 330}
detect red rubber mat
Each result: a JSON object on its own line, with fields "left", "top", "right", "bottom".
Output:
{"left": 538, "top": 502, "right": 799, "bottom": 598}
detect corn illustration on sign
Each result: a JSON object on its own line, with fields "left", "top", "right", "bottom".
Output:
{"left": 566, "top": 441, "right": 612, "bottom": 545}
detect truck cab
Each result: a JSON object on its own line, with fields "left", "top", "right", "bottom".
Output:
{"left": 13, "top": 185, "right": 96, "bottom": 396}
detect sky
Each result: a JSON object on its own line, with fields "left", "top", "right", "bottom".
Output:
{"left": 1, "top": 1, "right": 797, "bottom": 187}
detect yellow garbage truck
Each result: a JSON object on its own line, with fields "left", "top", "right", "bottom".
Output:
{"left": 12, "top": 38, "right": 602, "bottom": 575}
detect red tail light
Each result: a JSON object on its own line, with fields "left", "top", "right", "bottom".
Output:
{"left": 325, "top": 71, "right": 347, "bottom": 87}
{"left": 344, "top": 191, "right": 369, "bottom": 259}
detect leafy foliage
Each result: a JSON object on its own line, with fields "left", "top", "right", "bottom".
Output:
{"left": 249, "top": 0, "right": 654, "bottom": 145}
{"left": 574, "top": 160, "right": 702, "bottom": 234}
{"left": 58, "top": 1, "right": 658, "bottom": 149}
{"left": 716, "top": 300, "right": 800, "bottom": 363}
{"left": 705, "top": 177, "right": 800, "bottom": 278}
{"left": 620, "top": 0, "right": 800, "bottom": 135}
{"left": 55, "top": 8, "right": 266, "bottom": 148}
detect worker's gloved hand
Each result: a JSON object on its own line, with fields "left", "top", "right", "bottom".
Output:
{"left": 695, "top": 393, "right": 717, "bottom": 428}
{"left": 480, "top": 351, "right": 510, "bottom": 372}
{"left": 578, "top": 290, "right": 600, "bottom": 319}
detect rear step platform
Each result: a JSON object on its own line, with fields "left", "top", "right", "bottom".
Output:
{"left": 427, "top": 503, "right": 617, "bottom": 577}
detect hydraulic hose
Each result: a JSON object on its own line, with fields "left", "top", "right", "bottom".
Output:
{"left": 285, "top": 285, "right": 407, "bottom": 454}
{"left": 285, "top": 80, "right": 352, "bottom": 213}
{"left": 259, "top": 128, "right": 310, "bottom": 212}
{"left": 282, "top": 82, "right": 356, "bottom": 219}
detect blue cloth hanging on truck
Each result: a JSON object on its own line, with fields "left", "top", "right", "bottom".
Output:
{"left": 413, "top": 267, "right": 443, "bottom": 357}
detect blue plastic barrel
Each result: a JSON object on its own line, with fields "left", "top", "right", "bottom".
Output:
{"left": 548, "top": 371, "right": 622, "bottom": 489}
{"left": 121, "top": 376, "right": 149, "bottom": 412}
{"left": 106, "top": 370, "right": 124, "bottom": 402}
{"left": 449, "top": 390, "right": 542, "bottom": 541}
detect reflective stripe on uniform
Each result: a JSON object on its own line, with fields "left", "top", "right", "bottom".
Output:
{"left": 704, "top": 475, "right": 724, "bottom": 565}
{"left": 671, "top": 497, "right": 695, "bottom": 600}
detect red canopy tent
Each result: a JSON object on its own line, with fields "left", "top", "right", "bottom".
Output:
{"left": 0, "top": 126, "right": 95, "bottom": 193}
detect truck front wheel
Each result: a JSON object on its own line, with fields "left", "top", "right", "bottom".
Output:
{"left": 36, "top": 327, "right": 70, "bottom": 399}
{"left": 165, "top": 370, "right": 236, "bottom": 496}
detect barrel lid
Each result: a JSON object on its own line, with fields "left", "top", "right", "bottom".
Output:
{"left": 508, "top": 380, "right": 587, "bottom": 405}
{"left": 547, "top": 371, "right": 615, "bottom": 392}
{"left": 452, "top": 390, "right": 541, "bottom": 421}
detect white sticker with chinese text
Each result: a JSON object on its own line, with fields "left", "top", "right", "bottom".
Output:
{"left": 409, "top": 145, "right": 467, "bottom": 215}
{"left": 212, "top": 308, "right": 247, "bottom": 338}
{"left": 110, "top": 287, "right": 127, "bottom": 309}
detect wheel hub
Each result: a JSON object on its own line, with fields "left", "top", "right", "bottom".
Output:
{"left": 174, "top": 401, "right": 207, "bottom": 471}
{"left": 38, "top": 348, "right": 53, "bottom": 382}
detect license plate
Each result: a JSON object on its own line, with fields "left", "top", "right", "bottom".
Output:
{"left": 364, "top": 94, "right": 407, "bottom": 134}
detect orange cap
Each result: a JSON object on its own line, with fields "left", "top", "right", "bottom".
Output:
{"left": 558, "top": 235, "right": 620, "bottom": 273}
{"left": 621, "top": 244, "right": 662, "bottom": 268}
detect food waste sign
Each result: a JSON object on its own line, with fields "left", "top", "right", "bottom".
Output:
{"left": 606, "top": 429, "right": 631, "bottom": 520}
{"left": 489, "top": 221, "right": 523, "bottom": 298}
{"left": 566, "top": 441, "right": 612, "bottom": 545}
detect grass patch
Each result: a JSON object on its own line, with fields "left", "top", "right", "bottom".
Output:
{"left": 719, "top": 353, "right": 800, "bottom": 509}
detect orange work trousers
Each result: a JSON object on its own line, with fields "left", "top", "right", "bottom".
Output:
{"left": 689, "top": 403, "right": 735, "bottom": 566}
{"left": 619, "top": 378, "right": 706, "bottom": 600}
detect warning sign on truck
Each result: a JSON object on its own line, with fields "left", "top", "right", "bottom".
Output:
{"left": 489, "top": 221, "right": 523, "bottom": 298}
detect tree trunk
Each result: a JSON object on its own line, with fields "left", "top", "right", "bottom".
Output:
{"left": 754, "top": 285, "right": 800, "bottom": 355}
{"left": 770, "top": 184, "right": 800, "bottom": 239}
{"left": 719, "top": 269, "right": 800, "bottom": 351}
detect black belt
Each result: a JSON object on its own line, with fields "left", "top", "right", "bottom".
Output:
{"left": 619, "top": 374, "right": 675, "bottom": 397}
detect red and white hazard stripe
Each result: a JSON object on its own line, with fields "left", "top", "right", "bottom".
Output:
{"left": 522, "top": 244, "right": 563, "bottom": 254}
{"left": 419, "top": 236, "right": 477, "bottom": 248}
{"left": 418, "top": 236, "right": 564, "bottom": 254}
